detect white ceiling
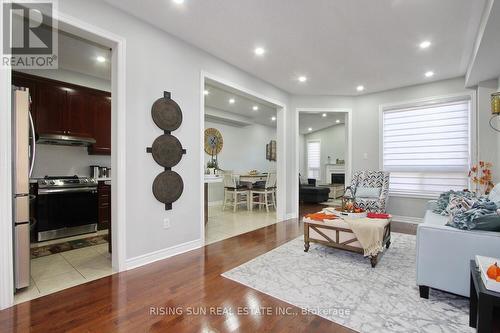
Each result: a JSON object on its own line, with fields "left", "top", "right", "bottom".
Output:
{"left": 299, "top": 112, "right": 345, "bottom": 135}
{"left": 466, "top": 0, "right": 500, "bottom": 87}
{"left": 105, "top": 0, "right": 486, "bottom": 95}
{"left": 58, "top": 30, "right": 111, "bottom": 81}
{"left": 205, "top": 81, "right": 277, "bottom": 128}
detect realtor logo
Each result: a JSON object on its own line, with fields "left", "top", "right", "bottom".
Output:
{"left": 2, "top": 0, "right": 58, "bottom": 69}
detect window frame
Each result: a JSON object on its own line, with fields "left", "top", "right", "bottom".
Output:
{"left": 306, "top": 139, "right": 321, "bottom": 180}
{"left": 379, "top": 92, "right": 476, "bottom": 199}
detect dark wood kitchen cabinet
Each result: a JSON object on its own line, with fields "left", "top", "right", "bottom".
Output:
{"left": 66, "top": 89, "right": 93, "bottom": 138}
{"left": 36, "top": 82, "right": 67, "bottom": 136}
{"left": 88, "top": 94, "right": 111, "bottom": 155}
{"left": 12, "top": 72, "right": 112, "bottom": 155}
{"left": 98, "top": 181, "right": 112, "bottom": 253}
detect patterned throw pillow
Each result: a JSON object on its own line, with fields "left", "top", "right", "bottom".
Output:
{"left": 446, "top": 196, "right": 499, "bottom": 230}
{"left": 433, "top": 190, "right": 475, "bottom": 215}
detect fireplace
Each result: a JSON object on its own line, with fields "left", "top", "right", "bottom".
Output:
{"left": 331, "top": 173, "right": 345, "bottom": 185}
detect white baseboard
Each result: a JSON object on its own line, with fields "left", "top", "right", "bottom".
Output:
{"left": 208, "top": 200, "right": 223, "bottom": 207}
{"left": 285, "top": 212, "right": 298, "bottom": 220}
{"left": 126, "top": 238, "right": 202, "bottom": 270}
{"left": 391, "top": 215, "right": 423, "bottom": 224}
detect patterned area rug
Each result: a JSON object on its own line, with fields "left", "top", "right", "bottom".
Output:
{"left": 31, "top": 235, "right": 108, "bottom": 259}
{"left": 222, "top": 233, "right": 472, "bottom": 333}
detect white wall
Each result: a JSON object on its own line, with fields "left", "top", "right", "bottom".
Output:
{"left": 205, "top": 118, "right": 276, "bottom": 203}
{"left": 56, "top": 0, "right": 290, "bottom": 260}
{"left": 477, "top": 80, "right": 500, "bottom": 184}
{"left": 298, "top": 134, "right": 305, "bottom": 176}
{"left": 303, "top": 124, "right": 346, "bottom": 183}
{"left": 32, "top": 145, "right": 111, "bottom": 178}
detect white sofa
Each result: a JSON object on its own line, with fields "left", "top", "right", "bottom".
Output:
{"left": 416, "top": 201, "right": 500, "bottom": 298}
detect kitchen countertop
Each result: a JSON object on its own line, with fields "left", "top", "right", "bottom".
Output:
{"left": 96, "top": 178, "right": 112, "bottom": 182}
{"left": 204, "top": 175, "right": 222, "bottom": 183}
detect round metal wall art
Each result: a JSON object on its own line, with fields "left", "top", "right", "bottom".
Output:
{"left": 151, "top": 97, "right": 183, "bottom": 131}
{"left": 151, "top": 134, "right": 183, "bottom": 168}
{"left": 204, "top": 128, "right": 223, "bottom": 155}
{"left": 147, "top": 91, "right": 186, "bottom": 210}
{"left": 152, "top": 170, "right": 184, "bottom": 205}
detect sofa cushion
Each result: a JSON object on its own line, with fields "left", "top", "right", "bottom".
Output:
{"left": 355, "top": 186, "right": 381, "bottom": 198}
{"left": 423, "top": 210, "right": 448, "bottom": 226}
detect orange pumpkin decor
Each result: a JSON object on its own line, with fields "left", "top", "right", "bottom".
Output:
{"left": 486, "top": 262, "right": 500, "bottom": 280}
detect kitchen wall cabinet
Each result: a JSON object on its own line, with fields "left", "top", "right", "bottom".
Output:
{"left": 12, "top": 72, "right": 111, "bottom": 155}
{"left": 88, "top": 94, "right": 111, "bottom": 155}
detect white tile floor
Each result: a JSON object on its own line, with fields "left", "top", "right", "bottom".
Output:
{"left": 15, "top": 243, "right": 115, "bottom": 304}
{"left": 205, "top": 204, "right": 278, "bottom": 244}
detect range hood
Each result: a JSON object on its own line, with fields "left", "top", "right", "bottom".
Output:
{"left": 37, "top": 134, "right": 96, "bottom": 146}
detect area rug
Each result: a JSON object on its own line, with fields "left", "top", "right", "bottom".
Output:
{"left": 31, "top": 235, "right": 108, "bottom": 259}
{"left": 222, "top": 233, "right": 472, "bottom": 333}
{"left": 319, "top": 198, "right": 342, "bottom": 206}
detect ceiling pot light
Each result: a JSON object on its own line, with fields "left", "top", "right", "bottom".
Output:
{"left": 229, "top": 98, "right": 235, "bottom": 104}
{"left": 419, "top": 40, "right": 431, "bottom": 49}
{"left": 172, "top": 0, "right": 184, "bottom": 4}
{"left": 322, "top": 113, "right": 327, "bottom": 117}
{"left": 308, "top": 127, "right": 313, "bottom": 131}
{"left": 356, "top": 85, "right": 365, "bottom": 92}
{"left": 336, "top": 120, "right": 340, "bottom": 123}
{"left": 252, "top": 105, "right": 259, "bottom": 111}
{"left": 271, "top": 116, "right": 276, "bottom": 121}
{"left": 96, "top": 56, "right": 106, "bottom": 63}
{"left": 203, "top": 90, "right": 209, "bottom": 96}
{"left": 298, "top": 76, "right": 307, "bottom": 83}
{"left": 254, "top": 47, "right": 265, "bottom": 56}
{"left": 425, "top": 71, "right": 434, "bottom": 78}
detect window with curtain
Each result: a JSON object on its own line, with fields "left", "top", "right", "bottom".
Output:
{"left": 307, "top": 140, "right": 321, "bottom": 180}
{"left": 382, "top": 97, "right": 471, "bottom": 197}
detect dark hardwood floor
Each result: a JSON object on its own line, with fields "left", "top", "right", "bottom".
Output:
{"left": 0, "top": 204, "right": 487, "bottom": 332}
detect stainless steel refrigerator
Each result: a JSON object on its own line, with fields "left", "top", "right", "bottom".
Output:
{"left": 12, "top": 87, "right": 36, "bottom": 289}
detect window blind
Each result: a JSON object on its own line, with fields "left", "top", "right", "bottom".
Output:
{"left": 382, "top": 98, "right": 471, "bottom": 196}
{"left": 307, "top": 141, "right": 321, "bottom": 180}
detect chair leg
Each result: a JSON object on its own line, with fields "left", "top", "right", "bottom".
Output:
{"left": 233, "top": 192, "right": 237, "bottom": 212}
{"left": 265, "top": 191, "right": 270, "bottom": 213}
{"left": 222, "top": 190, "right": 227, "bottom": 211}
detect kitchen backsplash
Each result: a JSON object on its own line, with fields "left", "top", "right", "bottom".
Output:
{"left": 31, "top": 144, "right": 111, "bottom": 178}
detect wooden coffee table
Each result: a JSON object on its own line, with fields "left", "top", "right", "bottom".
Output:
{"left": 303, "top": 217, "right": 391, "bottom": 267}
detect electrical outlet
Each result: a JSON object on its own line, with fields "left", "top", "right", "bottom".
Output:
{"left": 163, "top": 217, "right": 171, "bottom": 229}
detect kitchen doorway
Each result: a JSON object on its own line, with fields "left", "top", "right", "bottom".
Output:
{"left": 1, "top": 11, "right": 126, "bottom": 309}
{"left": 201, "top": 74, "right": 287, "bottom": 245}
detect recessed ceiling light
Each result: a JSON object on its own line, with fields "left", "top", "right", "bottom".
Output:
{"left": 229, "top": 98, "right": 235, "bottom": 104}
{"left": 419, "top": 40, "right": 432, "bottom": 49}
{"left": 298, "top": 76, "right": 307, "bottom": 83}
{"left": 336, "top": 119, "right": 340, "bottom": 123}
{"left": 254, "top": 47, "right": 265, "bottom": 56}
{"left": 203, "top": 89, "right": 209, "bottom": 96}
{"left": 252, "top": 105, "right": 259, "bottom": 111}
{"left": 96, "top": 56, "right": 106, "bottom": 63}
{"left": 322, "top": 113, "right": 327, "bottom": 117}
{"left": 172, "top": 0, "right": 184, "bottom": 4}
{"left": 425, "top": 71, "right": 434, "bottom": 78}
{"left": 271, "top": 116, "right": 276, "bottom": 121}
{"left": 356, "top": 85, "right": 365, "bottom": 92}
{"left": 308, "top": 127, "right": 313, "bottom": 131}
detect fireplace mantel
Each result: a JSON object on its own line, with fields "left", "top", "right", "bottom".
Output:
{"left": 325, "top": 164, "right": 345, "bottom": 184}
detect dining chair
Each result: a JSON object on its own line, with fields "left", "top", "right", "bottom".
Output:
{"left": 249, "top": 172, "right": 277, "bottom": 212}
{"left": 222, "top": 173, "right": 249, "bottom": 212}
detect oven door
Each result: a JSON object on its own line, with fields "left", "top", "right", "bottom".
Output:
{"left": 36, "top": 187, "right": 98, "bottom": 241}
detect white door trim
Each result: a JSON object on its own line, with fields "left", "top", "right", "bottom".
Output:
{"left": 200, "top": 71, "right": 287, "bottom": 243}
{"left": 0, "top": 10, "right": 127, "bottom": 310}
{"left": 293, "top": 108, "right": 353, "bottom": 219}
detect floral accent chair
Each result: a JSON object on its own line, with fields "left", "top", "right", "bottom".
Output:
{"left": 351, "top": 171, "right": 390, "bottom": 213}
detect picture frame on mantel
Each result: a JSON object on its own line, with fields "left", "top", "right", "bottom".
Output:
{"left": 266, "top": 140, "right": 277, "bottom": 161}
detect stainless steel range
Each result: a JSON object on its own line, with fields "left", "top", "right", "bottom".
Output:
{"left": 36, "top": 176, "right": 98, "bottom": 241}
